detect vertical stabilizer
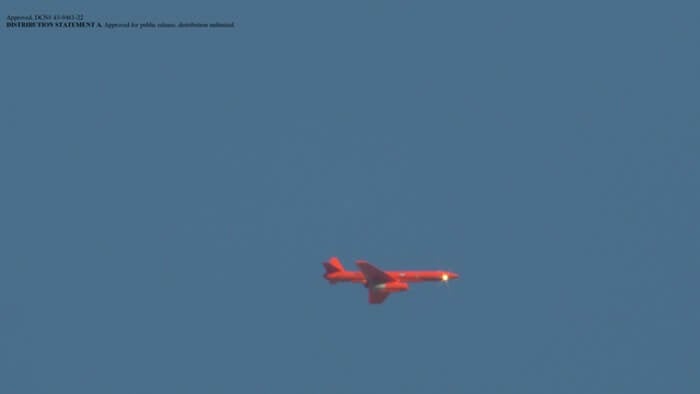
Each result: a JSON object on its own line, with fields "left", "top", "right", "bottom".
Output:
{"left": 322, "top": 256, "right": 345, "bottom": 274}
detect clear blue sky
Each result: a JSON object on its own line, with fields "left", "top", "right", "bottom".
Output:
{"left": 2, "top": 1, "right": 698, "bottom": 393}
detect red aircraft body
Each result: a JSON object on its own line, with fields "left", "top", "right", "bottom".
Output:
{"left": 322, "top": 256, "right": 459, "bottom": 304}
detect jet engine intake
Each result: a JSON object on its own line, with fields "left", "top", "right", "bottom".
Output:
{"left": 373, "top": 282, "right": 409, "bottom": 293}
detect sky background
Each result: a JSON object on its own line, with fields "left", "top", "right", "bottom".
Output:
{"left": 1, "top": 1, "right": 699, "bottom": 393}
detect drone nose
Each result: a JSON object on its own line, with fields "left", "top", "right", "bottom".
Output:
{"left": 450, "top": 272, "right": 459, "bottom": 280}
